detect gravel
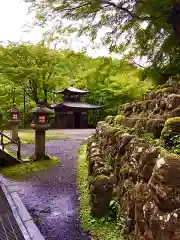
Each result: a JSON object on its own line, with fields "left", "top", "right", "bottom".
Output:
{"left": 4, "top": 138, "right": 91, "bottom": 240}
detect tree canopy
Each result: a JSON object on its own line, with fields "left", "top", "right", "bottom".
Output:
{"left": 0, "top": 41, "right": 152, "bottom": 127}
{"left": 25, "top": 0, "right": 180, "bottom": 78}
{"left": 0, "top": 42, "right": 63, "bottom": 104}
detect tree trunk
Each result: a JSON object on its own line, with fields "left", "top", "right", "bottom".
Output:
{"left": 44, "top": 88, "right": 48, "bottom": 105}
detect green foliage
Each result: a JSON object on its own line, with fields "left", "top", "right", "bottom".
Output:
{"left": 141, "top": 132, "right": 162, "bottom": 147}
{"left": 161, "top": 117, "right": 180, "bottom": 140}
{"left": 0, "top": 156, "right": 59, "bottom": 180}
{"left": 76, "top": 58, "right": 152, "bottom": 120}
{"left": 161, "top": 118, "right": 180, "bottom": 152}
{"left": 0, "top": 41, "right": 153, "bottom": 126}
{"left": 0, "top": 41, "right": 63, "bottom": 104}
{"left": 77, "top": 144, "right": 131, "bottom": 240}
{"left": 168, "top": 135, "right": 180, "bottom": 154}
{"left": 27, "top": 0, "right": 180, "bottom": 79}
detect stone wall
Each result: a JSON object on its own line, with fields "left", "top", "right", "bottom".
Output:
{"left": 86, "top": 78, "right": 180, "bottom": 240}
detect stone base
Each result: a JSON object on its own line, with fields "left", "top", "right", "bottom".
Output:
{"left": 29, "top": 154, "right": 50, "bottom": 161}
{"left": 31, "top": 124, "right": 50, "bottom": 131}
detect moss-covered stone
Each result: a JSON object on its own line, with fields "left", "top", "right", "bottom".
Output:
{"left": 171, "top": 107, "right": 180, "bottom": 117}
{"left": 133, "top": 101, "right": 143, "bottom": 114}
{"left": 168, "top": 94, "right": 180, "bottom": 109}
{"left": 155, "top": 88, "right": 169, "bottom": 94}
{"left": 97, "top": 121, "right": 127, "bottom": 139}
{"left": 113, "top": 114, "right": 124, "bottom": 126}
{"left": 121, "top": 117, "right": 138, "bottom": 128}
{"left": 165, "top": 117, "right": 180, "bottom": 126}
{"left": 87, "top": 76, "right": 180, "bottom": 239}
{"left": 116, "top": 133, "right": 134, "bottom": 154}
{"left": 146, "top": 119, "right": 165, "bottom": 138}
{"left": 161, "top": 117, "right": 180, "bottom": 144}
{"left": 90, "top": 174, "right": 114, "bottom": 217}
{"left": 105, "top": 115, "right": 114, "bottom": 124}
{"left": 123, "top": 103, "right": 133, "bottom": 117}
{"left": 134, "top": 119, "right": 147, "bottom": 136}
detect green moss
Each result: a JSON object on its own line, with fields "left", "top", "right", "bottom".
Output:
{"left": 141, "top": 132, "right": 163, "bottom": 147}
{"left": 94, "top": 174, "right": 109, "bottom": 181}
{"left": 115, "top": 129, "right": 128, "bottom": 137}
{"left": 142, "top": 132, "right": 154, "bottom": 141}
{"left": 107, "top": 124, "right": 130, "bottom": 136}
{"left": 114, "top": 115, "right": 124, "bottom": 122}
{"left": 159, "top": 148, "right": 180, "bottom": 161}
{"left": 165, "top": 117, "right": 180, "bottom": 126}
{"left": 159, "top": 147, "right": 168, "bottom": 155}
{"left": 119, "top": 165, "right": 129, "bottom": 174}
{"left": 155, "top": 88, "right": 168, "bottom": 94}
{"left": 161, "top": 118, "right": 180, "bottom": 141}
{"left": 101, "top": 122, "right": 123, "bottom": 135}
{"left": 114, "top": 114, "right": 124, "bottom": 126}
{"left": 161, "top": 128, "right": 171, "bottom": 139}
{"left": 118, "top": 104, "right": 124, "bottom": 112}
{"left": 105, "top": 116, "right": 115, "bottom": 124}
{"left": 164, "top": 152, "right": 180, "bottom": 161}
{"left": 0, "top": 156, "right": 59, "bottom": 180}
{"left": 106, "top": 126, "right": 119, "bottom": 134}
{"left": 77, "top": 144, "right": 131, "bottom": 240}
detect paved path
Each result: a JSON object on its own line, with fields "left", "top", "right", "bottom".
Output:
{"left": 2, "top": 130, "right": 94, "bottom": 240}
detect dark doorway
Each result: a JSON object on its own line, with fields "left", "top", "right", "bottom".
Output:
{"left": 74, "top": 112, "right": 81, "bottom": 128}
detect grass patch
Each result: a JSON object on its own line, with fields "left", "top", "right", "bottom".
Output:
{"left": 0, "top": 156, "right": 59, "bottom": 180}
{"left": 77, "top": 144, "right": 130, "bottom": 240}
{"left": 3, "top": 130, "right": 71, "bottom": 144}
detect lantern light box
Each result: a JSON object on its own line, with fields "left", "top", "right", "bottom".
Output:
{"left": 12, "top": 113, "right": 18, "bottom": 120}
{"left": 39, "top": 115, "right": 46, "bottom": 123}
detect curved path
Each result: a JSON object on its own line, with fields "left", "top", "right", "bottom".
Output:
{"left": 3, "top": 130, "right": 94, "bottom": 240}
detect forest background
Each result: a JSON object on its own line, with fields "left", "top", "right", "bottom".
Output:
{"left": 1, "top": 0, "right": 179, "bottom": 128}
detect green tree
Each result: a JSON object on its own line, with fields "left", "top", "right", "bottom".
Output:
{"left": 0, "top": 42, "right": 62, "bottom": 104}
{"left": 73, "top": 56, "right": 152, "bottom": 120}
{"left": 27, "top": 0, "right": 180, "bottom": 81}
{"left": 0, "top": 41, "right": 153, "bottom": 126}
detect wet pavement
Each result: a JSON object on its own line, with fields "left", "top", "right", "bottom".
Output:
{"left": 2, "top": 130, "right": 94, "bottom": 240}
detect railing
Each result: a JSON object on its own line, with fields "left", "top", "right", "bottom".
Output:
{"left": 0, "top": 131, "right": 21, "bottom": 160}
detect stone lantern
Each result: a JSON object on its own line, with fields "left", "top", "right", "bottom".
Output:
{"left": 31, "top": 100, "right": 54, "bottom": 160}
{"left": 8, "top": 103, "right": 20, "bottom": 141}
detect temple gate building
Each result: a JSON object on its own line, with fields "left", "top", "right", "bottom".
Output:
{"left": 51, "top": 87, "right": 101, "bottom": 129}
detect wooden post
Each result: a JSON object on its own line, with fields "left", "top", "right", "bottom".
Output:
{"left": 17, "top": 137, "right": 21, "bottom": 160}
{"left": 0, "top": 133, "right": 4, "bottom": 150}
